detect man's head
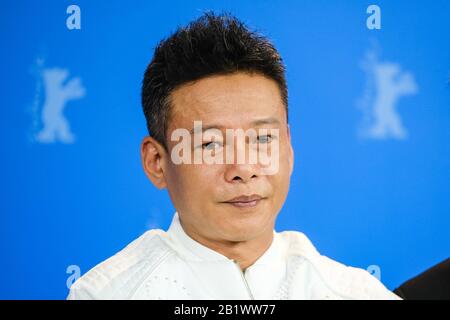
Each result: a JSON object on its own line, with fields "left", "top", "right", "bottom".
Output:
{"left": 141, "top": 12, "right": 294, "bottom": 244}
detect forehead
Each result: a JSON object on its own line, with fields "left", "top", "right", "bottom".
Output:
{"left": 168, "top": 73, "right": 285, "bottom": 128}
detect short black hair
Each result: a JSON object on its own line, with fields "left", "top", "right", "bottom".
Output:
{"left": 141, "top": 12, "right": 288, "bottom": 150}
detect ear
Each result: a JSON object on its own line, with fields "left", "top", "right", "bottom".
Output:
{"left": 141, "top": 136, "right": 168, "bottom": 189}
{"left": 287, "top": 124, "right": 294, "bottom": 176}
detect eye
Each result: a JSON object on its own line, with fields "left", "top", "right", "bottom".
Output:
{"left": 202, "top": 141, "right": 223, "bottom": 150}
{"left": 257, "top": 135, "right": 273, "bottom": 143}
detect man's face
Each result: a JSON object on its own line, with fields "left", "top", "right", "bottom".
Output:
{"left": 162, "top": 72, "right": 293, "bottom": 243}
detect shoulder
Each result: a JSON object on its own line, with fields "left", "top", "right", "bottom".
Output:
{"left": 67, "top": 229, "right": 175, "bottom": 300}
{"left": 279, "top": 230, "right": 401, "bottom": 300}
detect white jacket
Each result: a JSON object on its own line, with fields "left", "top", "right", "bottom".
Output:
{"left": 67, "top": 212, "right": 400, "bottom": 300}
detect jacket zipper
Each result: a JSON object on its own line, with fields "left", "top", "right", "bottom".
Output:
{"left": 232, "top": 260, "right": 255, "bottom": 300}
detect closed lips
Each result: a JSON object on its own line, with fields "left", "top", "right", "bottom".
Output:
{"left": 223, "top": 194, "right": 265, "bottom": 203}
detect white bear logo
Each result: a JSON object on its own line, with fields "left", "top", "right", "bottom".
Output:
{"left": 358, "top": 50, "right": 418, "bottom": 140}
{"left": 36, "top": 68, "right": 85, "bottom": 143}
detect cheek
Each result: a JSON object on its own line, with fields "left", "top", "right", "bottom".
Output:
{"left": 175, "top": 164, "right": 220, "bottom": 196}
{"left": 274, "top": 142, "right": 292, "bottom": 176}
{"left": 165, "top": 164, "right": 194, "bottom": 200}
{"left": 269, "top": 145, "right": 292, "bottom": 196}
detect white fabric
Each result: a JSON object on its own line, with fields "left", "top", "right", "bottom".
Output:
{"left": 67, "top": 212, "right": 400, "bottom": 300}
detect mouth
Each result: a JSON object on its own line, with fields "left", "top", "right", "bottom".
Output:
{"left": 221, "top": 194, "right": 266, "bottom": 208}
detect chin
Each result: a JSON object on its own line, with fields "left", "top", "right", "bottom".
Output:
{"left": 219, "top": 218, "right": 269, "bottom": 241}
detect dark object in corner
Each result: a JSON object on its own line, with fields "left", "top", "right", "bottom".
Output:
{"left": 394, "top": 258, "right": 450, "bottom": 300}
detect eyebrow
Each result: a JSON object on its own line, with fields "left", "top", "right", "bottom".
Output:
{"left": 189, "top": 117, "right": 281, "bottom": 134}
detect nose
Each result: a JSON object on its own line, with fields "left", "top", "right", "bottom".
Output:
{"left": 224, "top": 163, "right": 259, "bottom": 183}
{"left": 223, "top": 134, "right": 262, "bottom": 183}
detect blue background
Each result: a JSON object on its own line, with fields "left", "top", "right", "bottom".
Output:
{"left": 0, "top": 0, "right": 448, "bottom": 299}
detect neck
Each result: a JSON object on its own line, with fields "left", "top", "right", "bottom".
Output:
{"left": 181, "top": 221, "right": 275, "bottom": 271}
{"left": 223, "top": 233, "right": 274, "bottom": 271}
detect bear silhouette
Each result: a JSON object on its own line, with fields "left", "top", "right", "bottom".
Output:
{"left": 36, "top": 68, "right": 85, "bottom": 143}
{"left": 369, "top": 62, "right": 418, "bottom": 139}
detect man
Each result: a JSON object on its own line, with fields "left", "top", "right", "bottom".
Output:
{"left": 394, "top": 258, "right": 450, "bottom": 300}
{"left": 67, "top": 12, "right": 400, "bottom": 300}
